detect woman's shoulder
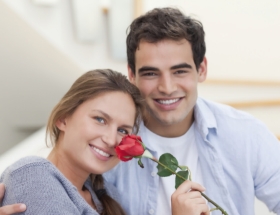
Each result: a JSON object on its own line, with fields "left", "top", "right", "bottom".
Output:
{"left": 3, "top": 156, "right": 49, "bottom": 172}
{"left": 0, "top": 156, "right": 75, "bottom": 197}
{"left": 0, "top": 156, "right": 55, "bottom": 181}
{"left": 1, "top": 158, "right": 93, "bottom": 214}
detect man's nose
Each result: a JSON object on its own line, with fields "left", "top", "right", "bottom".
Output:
{"left": 158, "top": 74, "right": 177, "bottom": 95}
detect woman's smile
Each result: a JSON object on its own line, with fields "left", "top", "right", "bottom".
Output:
{"left": 89, "top": 144, "right": 112, "bottom": 161}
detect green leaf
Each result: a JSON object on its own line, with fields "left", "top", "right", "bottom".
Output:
{"left": 157, "top": 153, "right": 178, "bottom": 177}
{"left": 175, "top": 170, "right": 189, "bottom": 189}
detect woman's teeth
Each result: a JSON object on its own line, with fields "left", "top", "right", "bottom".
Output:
{"left": 93, "top": 146, "right": 110, "bottom": 157}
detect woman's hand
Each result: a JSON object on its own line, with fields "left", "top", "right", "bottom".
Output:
{"left": 0, "top": 184, "right": 26, "bottom": 215}
{"left": 171, "top": 181, "right": 210, "bottom": 215}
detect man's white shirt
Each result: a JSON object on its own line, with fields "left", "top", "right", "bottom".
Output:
{"left": 140, "top": 123, "right": 206, "bottom": 214}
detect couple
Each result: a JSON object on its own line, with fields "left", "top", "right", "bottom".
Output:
{"left": 1, "top": 7, "right": 280, "bottom": 215}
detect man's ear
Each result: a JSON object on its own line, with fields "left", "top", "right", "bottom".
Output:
{"left": 127, "top": 64, "right": 136, "bottom": 84}
{"left": 55, "top": 118, "right": 67, "bottom": 131}
{"left": 198, "top": 57, "right": 208, "bottom": 83}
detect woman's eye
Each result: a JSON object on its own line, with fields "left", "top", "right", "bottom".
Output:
{"left": 94, "top": 117, "right": 105, "bottom": 124}
{"left": 118, "top": 128, "right": 129, "bottom": 135}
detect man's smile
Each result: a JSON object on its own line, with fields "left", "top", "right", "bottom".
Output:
{"left": 155, "top": 98, "right": 182, "bottom": 105}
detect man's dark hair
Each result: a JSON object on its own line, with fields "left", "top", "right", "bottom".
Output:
{"left": 126, "top": 7, "right": 206, "bottom": 74}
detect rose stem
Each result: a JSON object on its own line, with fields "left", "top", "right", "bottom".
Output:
{"left": 150, "top": 158, "right": 228, "bottom": 215}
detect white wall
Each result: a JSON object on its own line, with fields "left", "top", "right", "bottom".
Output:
{"left": 2, "top": 0, "right": 128, "bottom": 72}
{"left": 143, "top": 0, "right": 280, "bottom": 81}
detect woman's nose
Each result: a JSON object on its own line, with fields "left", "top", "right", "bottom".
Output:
{"left": 102, "top": 129, "right": 118, "bottom": 148}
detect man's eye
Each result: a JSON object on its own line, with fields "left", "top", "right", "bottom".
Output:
{"left": 118, "top": 128, "right": 129, "bottom": 135}
{"left": 142, "top": 72, "right": 156, "bottom": 76}
{"left": 94, "top": 117, "right": 105, "bottom": 124}
{"left": 175, "top": 70, "right": 187, "bottom": 74}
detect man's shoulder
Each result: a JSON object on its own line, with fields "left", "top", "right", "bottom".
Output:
{"left": 103, "top": 179, "right": 121, "bottom": 200}
{"left": 104, "top": 158, "right": 147, "bottom": 184}
{"left": 197, "top": 97, "right": 258, "bottom": 121}
{"left": 196, "top": 98, "right": 277, "bottom": 143}
{"left": 104, "top": 160, "right": 135, "bottom": 179}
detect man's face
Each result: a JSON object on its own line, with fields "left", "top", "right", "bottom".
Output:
{"left": 128, "top": 39, "right": 207, "bottom": 137}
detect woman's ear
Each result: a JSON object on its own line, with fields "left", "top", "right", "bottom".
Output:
{"left": 55, "top": 118, "right": 67, "bottom": 131}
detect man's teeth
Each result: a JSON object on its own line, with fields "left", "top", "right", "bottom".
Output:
{"left": 158, "top": 98, "right": 179, "bottom": 105}
{"left": 93, "top": 147, "right": 110, "bottom": 157}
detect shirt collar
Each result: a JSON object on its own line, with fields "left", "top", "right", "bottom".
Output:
{"left": 194, "top": 97, "right": 217, "bottom": 140}
{"left": 138, "top": 97, "right": 218, "bottom": 148}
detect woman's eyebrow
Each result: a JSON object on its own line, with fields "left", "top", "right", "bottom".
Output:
{"left": 92, "top": 110, "right": 112, "bottom": 120}
{"left": 121, "top": 124, "right": 134, "bottom": 129}
{"left": 93, "top": 110, "right": 134, "bottom": 129}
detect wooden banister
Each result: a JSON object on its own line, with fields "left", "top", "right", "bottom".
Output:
{"left": 205, "top": 79, "right": 280, "bottom": 86}
{"left": 225, "top": 100, "right": 280, "bottom": 108}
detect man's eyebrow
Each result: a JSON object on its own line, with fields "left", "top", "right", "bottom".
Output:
{"left": 138, "top": 66, "right": 159, "bottom": 74}
{"left": 170, "top": 63, "right": 192, "bottom": 70}
{"left": 138, "top": 63, "right": 192, "bottom": 74}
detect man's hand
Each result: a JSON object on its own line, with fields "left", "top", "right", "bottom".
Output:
{"left": 0, "top": 184, "right": 26, "bottom": 215}
{"left": 171, "top": 181, "right": 210, "bottom": 215}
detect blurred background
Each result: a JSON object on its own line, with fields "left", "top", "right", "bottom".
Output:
{"left": 0, "top": 0, "right": 279, "bottom": 214}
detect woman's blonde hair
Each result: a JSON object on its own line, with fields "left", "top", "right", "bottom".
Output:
{"left": 46, "top": 69, "right": 144, "bottom": 146}
{"left": 46, "top": 69, "right": 145, "bottom": 215}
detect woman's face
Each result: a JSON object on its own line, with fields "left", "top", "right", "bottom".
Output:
{"left": 56, "top": 91, "right": 136, "bottom": 175}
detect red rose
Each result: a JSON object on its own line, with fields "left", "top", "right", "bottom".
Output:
{"left": 115, "top": 135, "right": 145, "bottom": 161}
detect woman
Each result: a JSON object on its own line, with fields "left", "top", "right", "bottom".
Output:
{"left": 0, "top": 69, "right": 144, "bottom": 215}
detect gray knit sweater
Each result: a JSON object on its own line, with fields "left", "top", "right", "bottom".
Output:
{"left": 0, "top": 156, "right": 120, "bottom": 215}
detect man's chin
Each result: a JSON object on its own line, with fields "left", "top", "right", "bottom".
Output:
{"left": 152, "top": 115, "right": 180, "bottom": 126}
{"left": 145, "top": 108, "right": 185, "bottom": 125}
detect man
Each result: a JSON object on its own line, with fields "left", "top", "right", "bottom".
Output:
{"left": 104, "top": 8, "right": 280, "bottom": 215}
{"left": 1, "top": 7, "right": 280, "bottom": 215}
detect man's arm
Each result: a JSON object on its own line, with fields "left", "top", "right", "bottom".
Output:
{"left": 253, "top": 130, "right": 280, "bottom": 214}
{"left": 0, "top": 184, "right": 26, "bottom": 215}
